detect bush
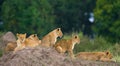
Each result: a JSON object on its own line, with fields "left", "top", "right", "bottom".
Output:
{"left": 94, "top": 0, "right": 120, "bottom": 42}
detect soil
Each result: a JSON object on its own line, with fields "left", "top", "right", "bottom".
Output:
{"left": 0, "top": 46, "right": 120, "bottom": 66}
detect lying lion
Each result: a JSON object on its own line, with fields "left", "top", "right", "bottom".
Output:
{"left": 75, "top": 51, "right": 113, "bottom": 62}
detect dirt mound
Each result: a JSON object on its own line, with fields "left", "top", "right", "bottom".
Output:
{"left": 0, "top": 46, "right": 120, "bottom": 66}
{"left": 2, "top": 32, "right": 16, "bottom": 42}
{"left": 0, "top": 47, "right": 70, "bottom": 66}
{"left": 0, "top": 32, "right": 16, "bottom": 51}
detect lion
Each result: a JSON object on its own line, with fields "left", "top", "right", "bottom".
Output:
{"left": 41, "top": 28, "right": 63, "bottom": 47}
{"left": 54, "top": 35, "right": 80, "bottom": 59}
{"left": 16, "top": 33, "right": 26, "bottom": 47}
{"left": 23, "top": 34, "right": 41, "bottom": 47}
{"left": 5, "top": 33, "right": 26, "bottom": 52}
{"left": 75, "top": 51, "right": 113, "bottom": 62}
{"left": 5, "top": 42, "right": 17, "bottom": 52}
{"left": 14, "top": 34, "right": 41, "bottom": 52}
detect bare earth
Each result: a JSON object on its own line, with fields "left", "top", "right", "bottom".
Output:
{"left": 0, "top": 46, "right": 120, "bottom": 66}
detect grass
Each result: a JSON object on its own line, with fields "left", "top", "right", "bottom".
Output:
{"left": 0, "top": 32, "right": 4, "bottom": 57}
{"left": 0, "top": 50, "right": 3, "bottom": 57}
{"left": 113, "top": 56, "right": 120, "bottom": 62}
{"left": 74, "top": 36, "right": 113, "bottom": 52}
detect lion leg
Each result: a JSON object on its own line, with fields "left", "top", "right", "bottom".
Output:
{"left": 56, "top": 46, "right": 64, "bottom": 54}
{"left": 68, "top": 50, "right": 75, "bottom": 59}
{"left": 100, "top": 57, "right": 112, "bottom": 62}
{"left": 13, "top": 44, "right": 25, "bottom": 53}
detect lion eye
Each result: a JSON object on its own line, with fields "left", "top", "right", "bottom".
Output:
{"left": 106, "top": 52, "right": 109, "bottom": 55}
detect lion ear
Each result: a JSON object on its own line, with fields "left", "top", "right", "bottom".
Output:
{"left": 57, "top": 28, "right": 60, "bottom": 31}
{"left": 74, "top": 35, "right": 78, "bottom": 39}
{"left": 34, "top": 34, "right": 37, "bottom": 37}
{"left": 16, "top": 33, "right": 19, "bottom": 36}
{"left": 106, "top": 51, "right": 110, "bottom": 55}
{"left": 24, "top": 33, "right": 27, "bottom": 36}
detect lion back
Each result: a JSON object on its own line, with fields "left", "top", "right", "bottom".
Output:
{"left": 41, "top": 28, "right": 63, "bottom": 47}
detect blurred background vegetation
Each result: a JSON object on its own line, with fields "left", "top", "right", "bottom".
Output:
{"left": 0, "top": 0, "right": 120, "bottom": 42}
{"left": 0, "top": 0, "right": 119, "bottom": 42}
{"left": 0, "top": 0, "right": 120, "bottom": 61}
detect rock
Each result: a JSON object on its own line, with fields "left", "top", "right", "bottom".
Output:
{"left": 2, "top": 31, "right": 16, "bottom": 42}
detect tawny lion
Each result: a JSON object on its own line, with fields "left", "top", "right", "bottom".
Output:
{"left": 16, "top": 33, "right": 26, "bottom": 47}
{"left": 41, "top": 28, "right": 63, "bottom": 47}
{"left": 5, "top": 33, "right": 26, "bottom": 52}
{"left": 23, "top": 34, "right": 41, "bottom": 47}
{"left": 5, "top": 42, "right": 17, "bottom": 52}
{"left": 75, "top": 51, "right": 113, "bottom": 62}
{"left": 54, "top": 35, "right": 80, "bottom": 59}
{"left": 14, "top": 34, "right": 41, "bottom": 52}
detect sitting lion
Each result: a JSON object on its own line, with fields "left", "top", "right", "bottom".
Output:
{"left": 75, "top": 51, "right": 113, "bottom": 62}
{"left": 54, "top": 35, "right": 80, "bottom": 59}
{"left": 5, "top": 33, "right": 26, "bottom": 52}
{"left": 41, "top": 28, "right": 63, "bottom": 47}
{"left": 14, "top": 34, "right": 41, "bottom": 52}
{"left": 16, "top": 33, "right": 26, "bottom": 47}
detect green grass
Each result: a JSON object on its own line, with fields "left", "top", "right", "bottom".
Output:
{"left": 113, "top": 56, "right": 120, "bottom": 62}
{"left": 74, "top": 36, "right": 113, "bottom": 52}
{"left": 0, "top": 32, "right": 5, "bottom": 57}
{"left": 0, "top": 50, "right": 3, "bottom": 57}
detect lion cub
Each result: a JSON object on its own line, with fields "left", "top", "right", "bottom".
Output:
{"left": 5, "top": 42, "right": 17, "bottom": 52}
{"left": 23, "top": 34, "right": 41, "bottom": 47}
{"left": 16, "top": 33, "right": 26, "bottom": 47}
{"left": 75, "top": 51, "right": 113, "bottom": 62}
{"left": 54, "top": 35, "right": 80, "bottom": 59}
{"left": 41, "top": 28, "right": 63, "bottom": 47}
{"left": 14, "top": 34, "right": 41, "bottom": 52}
{"left": 5, "top": 33, "right": 26, "bottom": 52}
